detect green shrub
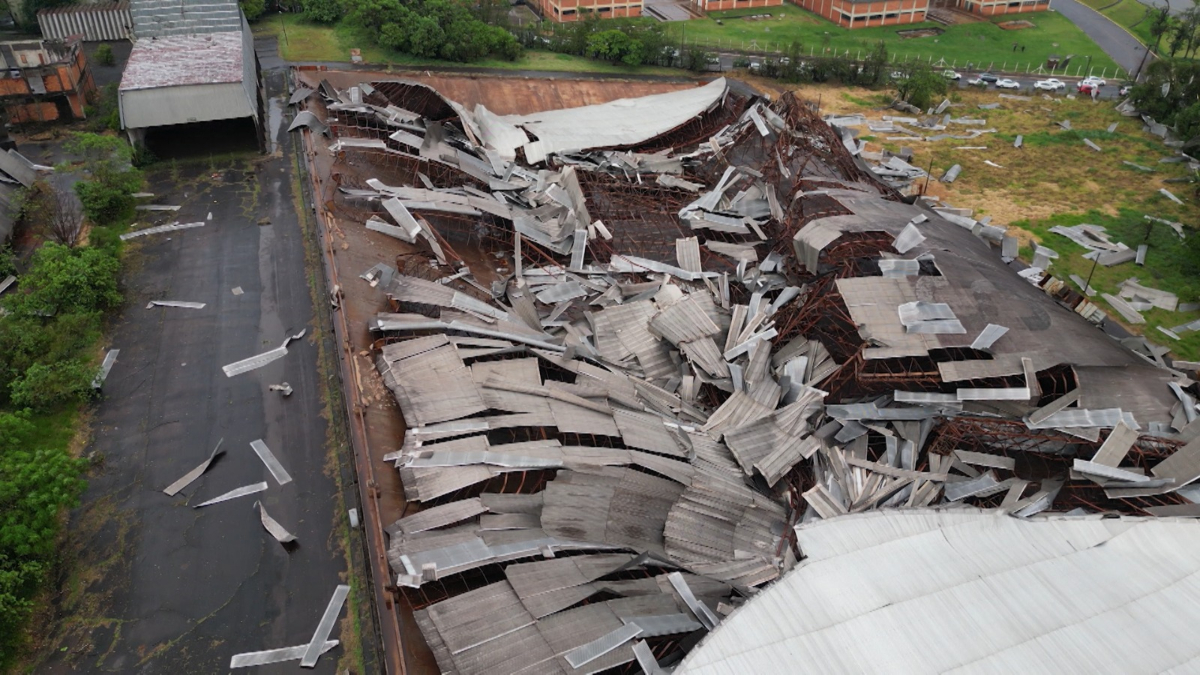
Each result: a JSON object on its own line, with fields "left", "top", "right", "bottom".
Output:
{"left": 0, "top": 409, "right": 87, "bottom": 657}
{"left": 240, "top": 0, "right": 265, "bottom": 19}
{"left": 95, "top": 42, "right": 115, "bottom": 66}
{"left": 9, "top": 360, "right": 97, "bottom": 410}
{"left": 302, "top": 0, "right": 341, "bottom": 23}
{"left": 1, "top": 243, "right": 121, "bottom": 318}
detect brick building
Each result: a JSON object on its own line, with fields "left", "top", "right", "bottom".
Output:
{"left": 0, "top": 37, "right": 96, "bottom": 124}
{"left": 539, "top": 0, "right": 642, "bottom": 22}
{"left": 691, "top": 0, "right": 781, "bottom": 13}
{"left": 789, "top": 0, "right": 926, "bottom": 27}
{"left": 957, "top": 0, "right": 1050, "bottom": 17}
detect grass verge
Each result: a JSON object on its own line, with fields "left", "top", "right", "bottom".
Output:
{"left": 672, "top": 8, "right": 1122, "bottom": 75}
{"left": 254, "top": 15, "right": 682, "bottom": 76}
{"left": 1078, "top": 0, "right": 1156, "bottom": 46}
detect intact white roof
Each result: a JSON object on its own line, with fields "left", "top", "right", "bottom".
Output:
{"left": 478, "top": 78, "right": 727, "bottom": 163}
{"left": 677, "top": 509, "right": 1200, "bottom": 675}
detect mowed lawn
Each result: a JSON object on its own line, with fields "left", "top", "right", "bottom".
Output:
{"left": 255, "top": 14, "right": 683, "bottom": 75}
{"left": 672, "top": 6, "right": 1122, "bottom": 75}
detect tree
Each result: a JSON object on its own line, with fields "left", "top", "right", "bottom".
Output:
{"left": 48, "top": 188, "right": 83, "bottom": 248}
{"left": 301, "top": 0, "right": 341, "bottom": 22}
{"left": 94, "top": 43, "right": 115, "bottom": 66}
{"left": 1, "top": 242, "right": 121, "bottom": 318}
{"left": 587, "top": 30, "right": 644, "bottom": 66}
{"left": 894, "top": 64, "right": 949, "bottom": 110}
{"left": 65, "top": 133, "right": 142, "bottom": 225}
{"left": 240, "top": 0, "right": 265, "bottom": 20}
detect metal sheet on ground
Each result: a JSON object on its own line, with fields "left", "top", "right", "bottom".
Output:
{"left": 249, "top": 439, "right": 293, "bottom": 485}
{"left": 194, "top": 481, "right": 269, "bottom": 508}
{"left": 256, "top": 501, "right": 297, "bottom": 544}
{"left": 163, "top": 439, "right": 225, "bottom": 496}
{"left": 300, "top": 584, "right": 351, "bottom": 667}
{"left": 229, "top": 639, "right": 338, "bottom": 668}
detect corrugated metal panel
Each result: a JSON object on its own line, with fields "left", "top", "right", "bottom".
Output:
{"left": 120, "top": 81, "right": 253, "bottom": 129}
{"left": 131, "top": 0, "right": 242, "bottom": 38}
{"left": 38, "top": 2, "right": 132, "bottom": 42}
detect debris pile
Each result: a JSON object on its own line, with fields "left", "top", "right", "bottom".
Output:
{"left": 292, "top": 78, "right": 1200, "bottom": 674}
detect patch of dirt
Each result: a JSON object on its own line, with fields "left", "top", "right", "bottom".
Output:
{"left": 998, "top": 20, "right": 1035, "bottom": 30}
{"left": 896, "top": 27, "right": 944, "bottom": 38}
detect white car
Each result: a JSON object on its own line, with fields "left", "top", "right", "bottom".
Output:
{"left": 1082, "top": 76, "right": 1107, "bottom": 87}
{"left": 943, "top": 70, "right": 961, "bottom": 80}
{"left": 996, "top": 79, "right": 1020, "bottom": 89}
{"left": 1034, "top": 78, "right": 1066, "bottom": 91}
{"left": 967, "top": 77, "right": 985, "bottom": 86}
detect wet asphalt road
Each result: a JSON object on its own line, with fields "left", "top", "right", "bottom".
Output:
{"left": 1052, "top": 0, "right": 1155, "bottom": 75}
{"left": 40, "top": 67, "right": 350, "bottom": 673}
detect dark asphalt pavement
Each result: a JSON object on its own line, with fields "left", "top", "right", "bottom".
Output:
{"left": 1051, "top": 0, "right": 1154, "bottom": 75}
{"left": 38, "top": 68, "right": 351, "bottom": 673}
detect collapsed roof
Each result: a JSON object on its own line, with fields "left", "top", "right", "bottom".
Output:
{"left": 295, "top": 75, "right": 1200, "bottom": 674}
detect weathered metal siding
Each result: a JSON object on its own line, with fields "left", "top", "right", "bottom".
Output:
{"left": 119, "top": 81, "right": 254, "bottom": 129}
{"left": 38, "top": 2, "right": 132, "bottom": 42}
{"left": 239, "top": 17, "right": 258, "bottom": 122}
{"left": 130, "top": 0, "right": 241, "bottom": 38}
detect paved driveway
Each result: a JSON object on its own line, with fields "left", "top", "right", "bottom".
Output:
{"left": 33, "top": 67, "right": 361, "bottom": 674}
{"left": 1052, "top": 0, "right": 1155, "bottom": 76}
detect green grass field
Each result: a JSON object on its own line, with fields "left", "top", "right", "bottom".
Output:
{"left": 672, "top": 7, "right": 1123, "bottom": 76}
{"left": 1078, "top": 0, "right": 1157, "bottom": 47}
{"left": 255, "top": 15, "right": 683, "bottom": 76}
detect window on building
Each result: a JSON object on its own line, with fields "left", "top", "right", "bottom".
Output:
{"left": 885, "top": 12, "right": 898, "bottom": 17}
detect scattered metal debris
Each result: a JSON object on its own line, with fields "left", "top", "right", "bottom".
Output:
{"left": 163, "top": 439, "right": 225, "bottom": 496}
{"left": 135, "top": 204, "right": 181, "bottom": 211}
{"left": 1083, "top": 138, "right": 1102, "bottom": 152}
{"left": 300, "top": 585, "right": 350, "bottom": 668}
{"left": 269, "top": 382, "right": 293, "bottom": 396}
{"left": 222, "top": 329, "right": 306, "bottom": 377}
{"left": 255, "top": 501, "right": 297, "bottom": 544}
{"left": 1014, "top": 134, "right": 1023, "bottom": 148}
{"left": 146, "top": 300, "right": 206, "bottom": 309}
{"left": 230, "top": 640, "right": 338, "bottom": 668}
{"left": 1160, "top": 188, "right": 1184, "bottom": 205}
{"left": 231, "top": 286, "right": 244, "bottom": 295}
{"left": 119, "top": 221, "right": 205, "bottom": 240}
{"left": 941, "top": 164, "right": 962, "bottom": 183}
{"left": 91, "top": 349, "right": 119, "bottom": 389}
{"left": 194, "top": 481, "right": 268, "bottom": 508}
{"left": 288, "top": 110, "right": 329, "bottom": 136}
{"left": 1124, "top": 161, "right": 1153, "bottom": 171}
{"left": 0, "top": 275, "right": 16, "bottom": 295}
{"left": 249, "top": 439, "right": 293, "bottom": 485}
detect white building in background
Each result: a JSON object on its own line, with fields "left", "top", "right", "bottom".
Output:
{"left": 118, "top": 0, "right": 261, "bottom": 147}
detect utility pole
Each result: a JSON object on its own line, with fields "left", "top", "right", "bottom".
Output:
{"left": 1082, "top": 253, "right": 1100, "bottom": 297}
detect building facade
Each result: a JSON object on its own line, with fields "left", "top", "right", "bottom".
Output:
{"left": 690, "top": 0, "right": 781, "bottom": 12}
{"left": 118, "top": 0, "right": 261, "bottom": 146}
{"left": 539, "top": 0, "right": 642, "bottom": 22}
{"left": 791, "top": 0, "right": 926, "bottom": 27}
{"left": 957, "top": 0, "right": 1049, "bottom": 16}
{"left": 0, "top": 37, "right": 97, "bottom": 123}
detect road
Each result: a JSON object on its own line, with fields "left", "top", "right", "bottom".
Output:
{"left": 33, "top": 64, "right": 358, "bottom": 673}
{"left": 1047, "top": 0, "right": 1154, "bottom": 75}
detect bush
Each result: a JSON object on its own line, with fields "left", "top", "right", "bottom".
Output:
{"left": 301, "top": 0, "right": 341, "bottom": 23}
{"left": 351, "top": 0, "right": 522, "bottom": 62}
{"left": 240, "top": 0, "right": 265, "bottom": 19}
{"left": 0, "top": 409, "right": 87, "bottom": 658}
{"left": 8, "top": 359, "right": 97, "bottom": 410}
{"left": 1, "top": 243, "right": 121, "bottom": 318}
{"left": 95, "top": 43, "right": 115, "bottom": 66}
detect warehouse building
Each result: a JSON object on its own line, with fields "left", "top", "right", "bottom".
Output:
{"left": 117, "top": 0, "right": 261, "bottom": 148}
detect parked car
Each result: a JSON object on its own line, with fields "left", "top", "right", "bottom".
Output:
{"left": 978, "top": 72, "right": 999, "bottom": 84}
{"left": 967, "top": 77, "right": 986, "bottom": 87}
{"left": 890, "top": 70, "right": 908, "bottom": 80}
{"left": 1082, "top": 76, "right": 1107, "bottom": 87}
{"left": 942, "top": 70, "right": 961, "bottom": 80}
{"left": 996, "top": 79, "right": 1020, "bottom": 89}
{"left": 1119, "top": 84, "right": 1133, "bottom": 96}
{"left": 1078, "top": 82, "right": 1100, "bottom": 95}
{"left": 1034, "top": 78, "right": 1066, "bottom": 91}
